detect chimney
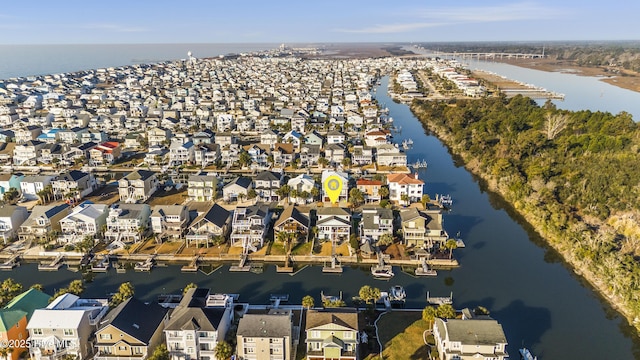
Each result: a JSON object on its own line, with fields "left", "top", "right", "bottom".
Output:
{"left": 414, "top": 173, "right": 418, "bottom": 179}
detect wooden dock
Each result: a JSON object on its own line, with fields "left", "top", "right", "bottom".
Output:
{"left": 134, "top": 255, "right": 155, "bottom": 272}
{"left": 90, "top": 255, "right": 110, "bottom": 272}
{"left": 38, "top": 254, "right": 64, "bottom": 271}
{"left": 181, "top": 256, "right": 200, "bottom": 272}
{"left": 229, "top": 255, "right": 251, "bottom": 272}
{"left": 0, "top": 254, "right": 20, "bottom": 270}
{"left": 426, "top": 291, "right": 453, "bottom": 305}
{"left": 322, "top": 256, "right": 343, "bottom": 273}
{"left": 415, "top": 258, "right": 437, "bottom": 277}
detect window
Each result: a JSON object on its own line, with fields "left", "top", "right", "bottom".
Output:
{"left": 63, "top": 329, "right": 74, "bottom": 336}
{"left": 343, "top": 331, "right": 353, "bottom": 339}
{"left": 244, "top": 337, "right": 255, "bottom": 343}
{"left": 187, "top": 347, "right": 194, "bottom": 354}
{"left": 118, "top": 346, "right": 127, "bottom": 351}
{"left": 186, "top": 334, "right": 193, "bottom": 340}
{"left": 99, "top": 333, "right": 112, "bottom": 340}
{"left": 32, "top": 329, "right": 43, "bottom": 335}
{"left": 245, "top": 347, "right": 255, "bottom": 354}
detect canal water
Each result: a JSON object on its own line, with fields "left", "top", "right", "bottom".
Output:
{"left": 2, "top": 78, "right": 639, "bottom": 359}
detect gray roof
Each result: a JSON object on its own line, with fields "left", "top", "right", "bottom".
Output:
{"left": 201, "top": 203, "right": 231, "bottom": 228}
{"left": 151, "top": 205, "right": 185, "bottom": 217}
{"left": 100, "top": 297, "right": 167, "bottom": 344}
{"left": 361, "top": 207, "right": 393, "bottom": 230}
{"left": 317, "top": 207, "right": 350, "bottom": 217}
{"left": 165, "top": 288, "right": 227, "bottom": 332}
{"left": 255, "top": 171, "right": 281, "bottom": 182}
{"left": 435, "top": 318, "right": 507, "bottom": 345}
{"left": 237, "top": 313, "right": 292, "bottom": 338}
{"left": 124, "top": 170, "right": 156, "bottom": 181}
{"left": 58, "top": 170, "right": 89, "bottom": 182}
{"left": 225, "top": 176, "right": 252, "bottom": 189}
{"left": 0, "top": 205, "right": 26, "bottom": 217}
{"left": 306, "top": 308, "right": 360, "bottom": 331}
{"left": 274, "top": 205, "right": 309, "bottom": 229}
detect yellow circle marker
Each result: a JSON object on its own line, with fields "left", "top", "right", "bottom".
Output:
{"left": 323, "top": 175, "right": 344, "bottom": 204}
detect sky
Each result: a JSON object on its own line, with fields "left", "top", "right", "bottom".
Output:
{"left": 0, "top": 0, "right": 638, "bottom": 44}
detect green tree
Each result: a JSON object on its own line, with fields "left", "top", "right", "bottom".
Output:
{"left": 110, "top": 282, "right": 135, "bottom": 306}
{"left": 400, "top": 193, "right": 410, "bottom": 205}
{"left": 349, "top": 188, "right": 364, "bottom": 208}
{"left": 377, "top": 233, "right": 394, "bottom": 247}
{"left": 358, "top": 285, "right": 381, "bottom": 305}
{"left": 183, "top": 282, "right": 198, "bottom": 295}
{"left": 0, "top": 279, "right": 23, "bottom": 307}
{"left": 238, "top": 150, "right": 252, "bottom": 167}
{"left": 377, "top": 186, "right": 389, "bottom": 199}
{"left": 302, "top": 295, "right": 315, "bottom": 309}
{"left": 421, "top": 194, "right": 431, "bottom": 209}
{"left": 436, "top": 304, "right": 456, "bottom": 319}
{"left": 0, "top": 346, "right": 12, "bottom": 360}
{"left": 444, "top": 239, "right": 458, "bottom": 260}
{"left": 3, "top": 188, "right": 19, "bottom": 203}
{"left": 276, "top": 184, "right": 291, "bottom": 202}
{"left": 422, "top": 306, "right": 438, "bottom": 326}
{"left": 147, "top": 344, "right": 170, "bottom": 360}
{"left": 30, "top": 283, "right": 44, "bottom": 291}
{"left": 318, "top": 157, "right": 330, "bottom": 168}
{"left": 310, "top": 187, "right": 320, "bottom": 200}
{"left": 341, "top": 157, "right": 352, "bottom": 168}
{"left": 276, "top": 231, "right": 297, "bottom": 256}
{"left": 247, "top": 188, "right": 257, "bottom": 200}
{"left": 214, "top": 341, "right": 233, "bottom": 360}
{"left": 67, "top": 280, "right": 84, "bottom": 295}
{"left": 349, "top": 234, "right": 359, "bottom": 251}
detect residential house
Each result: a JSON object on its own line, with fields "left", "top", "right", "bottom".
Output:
{"left": 216, "top": 114, "right": 235, "bottom": 131}
{"left": 299, "top": 144, "right": 321, "bottom": 168}
{"left": 324, "top": 143, "right": 346, "bottom": 166}
{"left": 0, "top": 288, "right": 50, "bottom": 360}
{"left": 27, "top": 294, "right": 109, "bottom": 360}
{"left": 236, "top": 309, "right": 293, "bottom": 360}
{"left": 304, "top": 131, "right": 324, "bottom": 147}
{"left": 356, "top": 179, "right": 383, "bottom": 203}
{"left": 351, "top": 146, "right": 374, "bottom": 166}
{"left": 169, "top": 140, "right": 195, "bottom": 165}
{"left": 387, "top": 173, "right": 424, "bottom": 205}
{"left": 321, "top": 171, "right": 349, "bottom": 203}
{"left": 0, "top": 205, "right": 28, "bottom": 243}
{"left": 14, "top": 125, "right": 42, "bottom": 144}
{"left": 118, "top": 170, "right": 158, "bottom": 203}
{"left": 164, "top": 288, "right": 233, "bottom": 360}
{"left": 185, "top": 204, "right": 231, "bottom": 247}
{"left": 222, "top": 177, "right": 252, "bottom": 202}
{"left": 51, "top": 170, "right": 97, "bottom": 202}
{"left": 433, "top": 317, "right": 508, "bottom": 360}
{"left": 94, "top": 298, "right": 169, "bottom": 360}
{"left": 20, "top": 175, "right": 54, "bottom": 201}
{"left": 287, "top": 174, "right": 317, "bottom": 203}
{"left": 316, "top": 207, "right": 351, "bottom": 244}
{"left": 326, "top": 130, "right": 346, "bottom": 145}
{"left": 0, "top": 143, "right": 16, "bottom": 164}
{"left": 274, "top": 205, "right": 309, "bottom": 245}
{"left": 150, "top": 205, "right": 189, "bottom": 239}
{"left": 187, "top": 174, "right": 218, "bottom": 202}
{"left": 215, "top": 133, "right": 236, "bottom": 148}
{"left": 56, "top": 128, "right": 85, "bottom": 145}
{"left": 359, "top": 206, "right": 393, "bottom": 244}
{"left": 230, "top": 204, "right": 271, "bottom": 252}
{"left": 364, "top": 129, "right": 390, "bottom": 147}
{"left": 103, "top": 204, "right": 151, "bottom": 244}
{"left": 305, "top": 308, "right": 360, "bottom": 360}
{"left": 39, "top": 143, "right": 66, "bottom": 164}
{"left": 260, "top": 129, "right": 279, "bottom": 148}
{"left": 272, "top": 143, "right": 295, "bottom": 167}
{"left": 0, "top": 173, "right": 24, "bottom": 197}
{"left": 147, "top": 127, "right": 172, "bottom": 147}
{"left": 193, "top": 143, "right": 220, "bottom": 167}
{"left": 89, "top": 142, "right": 121, "bottom": 166}
{"left": 400, "top": 207, "right": 447, "bottom": 249}
{"left": 282, "top": 130, "right": 303, "bottom": 148}
{"left": 254, "top": 171, "right": 283, "bottom": 202}
{"left": 13, "top": 140, "right": 46, "bottom": 165}
{"left": 376, "top": 145, "right": 407, "bottom": 167}
{"left": 18, "top": 204, "right": 69, "bottom": 242}
{"left": 58, "top": 202, "right": 109, "bottom": 243}
{"left": 192, "top": 130, "right": 215, "bottom": 145}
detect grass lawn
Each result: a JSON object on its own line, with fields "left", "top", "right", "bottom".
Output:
{"left": 291, "top": 242, "right": 312, "bottom": 255}
{"left": 269, "top": 242, "right": 286, "bottom": 255}
{"left": 314, "top": 242, "right": 333, "bottom": 256}
{"left": 364, "top": 311, "right": 432, "bottom": 360}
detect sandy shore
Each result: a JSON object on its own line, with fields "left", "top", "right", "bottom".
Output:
{"left": 495, "top": 58, "right": 640, "bottom": 93}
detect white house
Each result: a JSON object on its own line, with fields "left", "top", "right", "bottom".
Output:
{"left": 0, "top": 205, "right": 28, "bottom": 243}
{"left": 387, "top": 173, "right": 424, "bottom": 205}
{"left": 20, "top": 175, "right": 55, "bottom": 201}
{"left": 58, "top": 202, "right": 109, "bottom": 244}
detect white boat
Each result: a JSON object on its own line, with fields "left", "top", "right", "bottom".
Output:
{"left": 371, "top": 265, "right": 394, "bottom": 278}
{"left": 519, "top": 348, "right": 537, "bottom": 360}
{"left": 389, "top": 285, "right": 406, "bottom": 301}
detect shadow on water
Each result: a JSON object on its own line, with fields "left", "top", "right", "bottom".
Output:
{"left": 493, "top": 299, "right": 551, "bottom": 357}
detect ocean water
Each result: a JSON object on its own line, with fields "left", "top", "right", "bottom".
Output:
{"left": 0, "top": 43, "right": 279, "bottom": 80}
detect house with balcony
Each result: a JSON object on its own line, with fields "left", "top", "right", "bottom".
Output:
{"left": 316, "top": 207, "right": 351, "bottom": 244}
{"left": 299, "top": 144, "right": 321, "bottom": 168}
{"left": 433, "top": 317, "right": 508, "bottom": 360}
{"left": 260, "top": 129, "right": 279, "bottom": 148}
{"left": 321, "top": 171, "right": 349, "bottom": 203}
{"left": 164, "top": 288, "right": 233, "bottom": 360}
{"left": 0, "top": 173, "right": 23, "bottom": 198}
{"left": 324, "top": 143, "right": 346, "bottom": 166}
{"left": 305, "top": 308, "right": 360, "bottom": 360}
{"left": 185, "top": 204, "right": 231, "bottom": 248}
{"left": 94, "top": 298, "right": 168, "bottom": 360}
{"left": 147, "top": 127, "right": 172, "bottom": 147}
{"left": 230, "top": 204, "right": 271, "bottom": 252}
{"left": 13, "top": 140, "right": 46, "bottom": 165}
{"left": 18, "top": 204, "right": 69, "bottom": 242}
{"left": 58, "top": 202, "right": 109, "bottom": 244}
{"left": 118, "top": 170, "right": 158, "bottom": 203}
{"left": 150, "top": 205, "right": 189, "bottom": 240}
{"left": 193, "top": 143, "right": 220, "bottom": 167}
{"left": 356, "top": 179, "right": 383, "bottom": 203}
{"left": 359, "top": 206, "right": 393, "bottom": 244}
{"left": 254, "top": 171, "right": 283, "bottom": 202}
{"left": 169, "top": 140, "right": 195, "bottom": 165}
{"left": 0, "top": 288, "right": 50, "bottom": 360}
{"left": 387, "top": 173, "right": 424, "bottom": 205}
{"left": 0, "top": 205, "right": 28, "bottom": 243}
{"left": 287, "top": 174, "right": 316, "bottom": 204}
{"left": 272, "top": 143, "right": 295, "bottom": 167}
{"left": 326, "top": 130, "right": 346, "bottom": 145}
{"left": 51, "top": 170, "right": 97, "bottom": 201}
{"left": 14, "top": 125, "right": 42, "bottom": 144}
{"left": 237, "top": 309, "right": 293, "bottom": 360}
{"left": 222, "top": 177, "right": 252, "bottom": 202}
{"left": 103, "top": 204, "right": 151, "bottom": 244}
{"left": 274, "top": 205, "right": 309, "bottom": 246}
{"left": 376, "top": 144, "right": 407, "bottom": 167}
{"left": 20, "top": 175, "right": 55, "bottom": 201}
{"left": 89, "top": 142, "right": 121, "bottom": 166}
{"left": 187, "top": 174, "right": 218, "bottom": 202}
{"left": 27, "top": 294, "right": 109, "bottom": 360}
{"left": 399, "top": 207, "right": 447, "bottom": 249}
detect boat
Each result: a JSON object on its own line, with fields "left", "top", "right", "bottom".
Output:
{"left": 411, "top": 159, "right": 428, "bottom": 168}
{"left": 438, "top": 194, "right": 453, "bottom": 207}
{"left": 389, "top": 285, "right": 406, "bottom": 301}
{"left": 371, "top": 266, "right": 394, "bottom": 278}
{"left": 519, "top": 348, "right": 537, "bottom": 360}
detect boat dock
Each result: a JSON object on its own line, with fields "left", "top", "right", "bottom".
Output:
{"left": 134, "top": 255, "right": 155, "bottom": 272}
{"left": 90, "top": 255, "right": 110, "bottom": 272}
{"left": 269, "top": 294, "right": 289, "bottom": 307}
{"left": 38, "top": 254, "right": 64, "bottom": 271}
{"left": 426, "top": 291, "right": 453, "bottom": 305}
{"left": 415, "top": 257, "right": 437, "bottom": 276}
{"left": 322, "top": 256, "right": 343, "bottom": 273}
{"left": 0, "top": 254, "right": 20, "bottom": 270}
{"left": 229, "top": 254, "right": 251, "bottom": 272}
{"left": 181, "top": 256, "right": 200, "bottom": 272}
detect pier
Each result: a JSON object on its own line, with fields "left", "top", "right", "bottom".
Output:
{"left": 37, "top": 254, "right": 64, "bottom": 271}
{"left": 426, "top": 291, "right": 453, "bottom": 305}
{"left": 90, "top": 255, "right": 110, "bottom": 272}
{"left": 229, "top": 254, "right": 251, "bottom": 272}
{"left": 415, "top": 257, "right": 437, "bottom": 277}
{"left": 181, "top": 256, "right": 200, "bottom": 272}
{"left": 134, "top": 255, "right": 155, "bottom": 272}
{"left": 322, "top": 255, "right": 343, "bottom": 273}
{"left": 0, "top": 254, "right": 20, "bottom": 270}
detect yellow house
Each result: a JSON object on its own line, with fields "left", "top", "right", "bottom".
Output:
{"left": 305, "top": 308, "right": 361, "bottom": 360}
{"left": 94, "top": 298, "right": 168, "bottom": 360}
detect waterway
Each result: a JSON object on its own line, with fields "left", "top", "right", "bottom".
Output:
{"left": 1, "top": 76, "right": 639, "bottom": 359}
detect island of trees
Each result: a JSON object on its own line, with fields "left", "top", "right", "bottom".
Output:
{"left": 411, "top": 95, "right": 640, "bottom": 331}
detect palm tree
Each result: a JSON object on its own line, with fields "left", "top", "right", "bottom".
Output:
{"left": 444, "top": 238, "right": 458, "bottom": 259}
{"left": 214, "top": 341, "right": 232, "bottom": 360}
{"left": 400, "top": 193, "right": 410, "bottom": 206}
{"left": 302, "top": 295, "right": 315, "bottom": 309}
{"left": 0, "top": 346, "right": 12, "bottom": 360}
{"left": 377, "top": 186, "right": 389, "bottom": 200}
{"left": 422, "top": 306, "right": 437, "bottom": 327}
